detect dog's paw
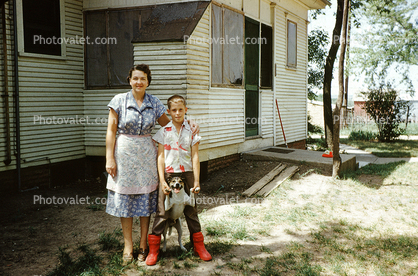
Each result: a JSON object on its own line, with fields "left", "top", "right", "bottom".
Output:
{"left": 180, "top": 245, "right": 187, "bottom": 252}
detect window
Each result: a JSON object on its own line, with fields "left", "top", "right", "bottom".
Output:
{"left": 22, "top": 0, "right": 61, "bottom": 56}
{"left": 287, "top": 20, "right": 297, "bottom": 68}
{"left": 260, "top": 24, "right": 273, "bottom": 88}
{"left": 211, "top": 4, "right": 244, "bottom": 87}
{"left": 85, "top": 9, "right": 143, "bottom": 89}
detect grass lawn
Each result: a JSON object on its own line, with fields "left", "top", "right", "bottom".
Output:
{"left": 199, "top": 162, "right": 418, "bottom": 275}
{"left": 340, "top": 138, "right": 418, "bottom": 158}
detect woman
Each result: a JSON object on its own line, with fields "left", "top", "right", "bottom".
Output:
{"left": 105, "top": 64, "right": 197, "bottom": 264}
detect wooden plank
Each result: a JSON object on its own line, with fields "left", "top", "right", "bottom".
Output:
{"left": 242, "top": 164, "right": 286, "bottom": 196}
{"left": 256, "top": 166, "right": 299, "bottom": 197}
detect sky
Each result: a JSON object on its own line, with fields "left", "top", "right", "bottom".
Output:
{"left": 308, "top": 0, "right": 418, "bottom": 101}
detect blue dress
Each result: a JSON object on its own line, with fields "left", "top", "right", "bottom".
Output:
{"left": 105, "top": 91, "right": 166, "bottom": 217}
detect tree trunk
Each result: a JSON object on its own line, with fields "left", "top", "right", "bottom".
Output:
{"left": 332, "top": 0, "right": 350, "bottom": 178}
{"left": 342, "top": 11, "right": 351, "bottom": 128}
{"left": 323, "top": 0, "right": 344, "bottom": 148}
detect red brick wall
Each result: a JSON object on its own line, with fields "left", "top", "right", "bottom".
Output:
{"left": 282, "top": 139, "right": 306, "bottom": 150}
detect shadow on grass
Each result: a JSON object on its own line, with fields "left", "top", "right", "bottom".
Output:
{"left": 213, "top": 220, "right": 418, "bottom": 276}
{"left": 340, "top": 138, "right": 417, "bottom": 158}
{"left": 342, "top": 161, "right": 417, "bottom": 189}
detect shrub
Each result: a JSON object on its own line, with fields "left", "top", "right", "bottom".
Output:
{"left": 361, "top": 84, "right": 408, "bottom": 142}
{"left": 348, "top": 130, "right": 377, "bottom": 141}
{"left": 308, "top": 114, "right": 324, "bottom": 134}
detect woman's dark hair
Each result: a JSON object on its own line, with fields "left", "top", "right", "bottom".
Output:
{"left": 127, "top": 64, "right": 152, "bottom": 85}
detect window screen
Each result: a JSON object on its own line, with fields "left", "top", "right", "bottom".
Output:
{"left": 211, "top": 5, "right": 244, "bottom": 86}
{"left": 85, "top": 9, "right": 142, "bottom": 88}
{"left": 260, "top": 24, "right": 272, "bottom": 88}
{"left": 85, "top": 11, "right": 108, "bottom": 87}
{"left": 211, "top": 4, "right": 223, "bottom": 85}
{"left": 223, "top": 8, "right": 243, "bottom": 85}
{"left": 109, "top": 10, "right": 141, "bottom": 86}
{"left": 287, "top": 20, "right": 297, "bottom": 68}
{"left": 23, "top": 0, "right": 61, "bottom": 56}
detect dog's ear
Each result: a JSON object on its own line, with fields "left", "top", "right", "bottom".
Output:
{"left": 181, "top": 176, "right": 186, "bottom": 183}
{"left": 166, "top": 176, "right": 172, "bottom": 183}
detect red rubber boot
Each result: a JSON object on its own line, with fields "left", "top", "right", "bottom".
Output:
{"left": 192, "top": 232, "right": 212, "bottom": 261}
{"left": 145, "top": 234, "right": 161, "bottom": 266}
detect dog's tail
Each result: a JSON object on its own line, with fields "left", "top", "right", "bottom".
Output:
{"left": 168, "top": 226, "right": 173, "bottom": 236}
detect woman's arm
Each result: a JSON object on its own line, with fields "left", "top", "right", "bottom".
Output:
{"left": 157, "top": 113, "right": 170, "bottom": 127}
{"left": 106, "top": 109, "right": 118, "bottom": 178}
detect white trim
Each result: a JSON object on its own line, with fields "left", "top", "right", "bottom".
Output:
{"left": 208, "top": 3, "right": 212, "bottom": 90}
{"left": 209, "top": 87, "right": 245, "bottom": 92}
{"left": 16, "top": 0, "right": 67, "bottom": 58}
{"left": 18, "top": 51, "right": 68, "bottom": 60}
{"left": 272, "top": 3, "right": 277, "bottom": 146}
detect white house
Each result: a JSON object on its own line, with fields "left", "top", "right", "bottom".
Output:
{"left": 0, "top": 0, "right": 329, "bottom": 191}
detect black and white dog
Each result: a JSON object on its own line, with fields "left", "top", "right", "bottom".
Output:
{"left": 162, "top": 176, "right": 198, "bottom": 252}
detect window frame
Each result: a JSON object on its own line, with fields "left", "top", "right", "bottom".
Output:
{"left": 16, "top": 0, "right": 66, "bottom": 59}
{"left": 286, "top": 19, "right": 297, "bottom": 69}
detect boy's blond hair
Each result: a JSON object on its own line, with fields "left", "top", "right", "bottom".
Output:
{"left": 167, "top": 94, "right": 186, "bottom": 110}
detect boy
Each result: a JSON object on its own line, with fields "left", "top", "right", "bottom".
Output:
{"left": 145, "top": 95, "right": 212, "bottom": 266}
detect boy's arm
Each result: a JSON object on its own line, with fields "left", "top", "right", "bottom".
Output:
{"left": 157, "top": 143, "right": 170, "bottom": 195}
{"left": 191, "top": 142, "right": 200, "bottom": 194}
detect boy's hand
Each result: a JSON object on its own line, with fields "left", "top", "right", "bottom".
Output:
{"left": 162, "top": 181, "right": 171, "bottom": 195}
{"left": 191, "top": 182, "right": 200, "bottom": 194}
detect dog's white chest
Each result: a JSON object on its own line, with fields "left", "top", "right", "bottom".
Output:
{"left": 164, "top": 189, "right": 195, "bottom": 219}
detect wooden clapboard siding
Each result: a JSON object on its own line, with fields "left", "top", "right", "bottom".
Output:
{"left": 84, "top": 88, "right": 129, "bottom": 152}
{"left": 186, "top": 4, "right": 246, "bottom": 151}
{"left": 0, "top": 1, "right": 16, "bottom": 172}
{"left": 133, "top": 41, "right": 188, "bottom": 115}
{"left": 84, "top": 41, "right": 189, "bottom": 154}
{"left": 185, "top": 5, "right": 212, "bottom": 150}
{"left": 261, "top": 90, "right": 274, "bottom": 138}
{"left": 16, "top": 0, "right": 85, "bottom": 169}
{"left": 273, "top": 4, "right": 308, "bottom": 146}
{"left": 84, "top": 0, "right": 311, "bottom": 157}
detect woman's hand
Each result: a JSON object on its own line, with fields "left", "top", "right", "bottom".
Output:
{"left": 188, "top": 119, "right": 200, "bottom": 135}
{"left": 106, "top": 158, "right": 117, "bottom": 178}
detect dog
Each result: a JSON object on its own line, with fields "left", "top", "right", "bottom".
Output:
{"left": 162, "top": 176, "right": 198, "bottom": 252}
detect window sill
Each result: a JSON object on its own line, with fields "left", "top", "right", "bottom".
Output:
{"left": 245, "top": 134, "right": 262, "bottom": 140}
{"left": 209, "top": 86, "right": 245, "bottom": 91}
{"left": 285, "top": 65, "right": 297, "bottom": 71}
{"left": 85, "top": 85, "right": 131, "bottom": 90}
{"left": 18, "top": 51, "right": 67, "bottom": 61}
